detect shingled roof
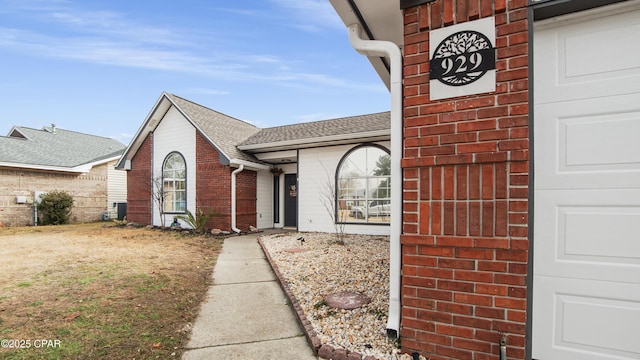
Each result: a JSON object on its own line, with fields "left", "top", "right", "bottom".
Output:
{"left": 165, "top": 94, "right": 261, "bottom": 163}
{"left": 0, "top": 125, "right": 125, "bottom": 171}
{"left": 239, "top": 111, "right": 390, "bottom": 150}
{"left": 118, "top": 93, "right": 390, "bottom": 169}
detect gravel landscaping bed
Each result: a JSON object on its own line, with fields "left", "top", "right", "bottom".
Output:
{"left": 260, "top": 232, "right": 411, "bottom": 360}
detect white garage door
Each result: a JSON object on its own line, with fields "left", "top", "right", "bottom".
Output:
{"left": 533, "top": 2, "right": 640, "bottom": 359}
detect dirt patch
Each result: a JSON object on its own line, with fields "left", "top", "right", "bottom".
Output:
{"left": 0, "top": 223, "right": 223, "bottom": 359}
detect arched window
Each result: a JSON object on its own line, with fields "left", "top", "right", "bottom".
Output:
{"left": 162, "top": 152, "right": 186, "bottom": 213}
{"left": 337, "top": 145, "right": 390, "bottom": 224}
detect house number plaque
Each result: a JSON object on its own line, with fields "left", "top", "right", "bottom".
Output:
{"left": 429, "top": 17, "right": 496, "bottom": 100}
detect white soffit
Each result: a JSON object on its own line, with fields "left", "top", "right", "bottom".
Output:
{"left": 355, "top": 0, "right": 404, "bottom": 46}
{"left": 330, "top": 0, "right": 404, "bottom": 89}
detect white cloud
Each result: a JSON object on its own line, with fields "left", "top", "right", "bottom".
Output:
{"left": 0, "top": 27, "right": 237, "bottom": 75}
{"left": 0, "top": 24, "right": 382, "bottom": 93}
{"left": 0, "top": 1, "right": 381, "bottom": 93}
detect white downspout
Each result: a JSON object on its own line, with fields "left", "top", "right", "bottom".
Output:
{"left": 231, "top": 164, "right": 244, "bottom": 233}
{"left": 348, "top": 23, "right": 402, "bottom": 338}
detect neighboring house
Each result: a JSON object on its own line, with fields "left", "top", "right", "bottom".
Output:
{"left": 329, "top": 1, "right": 640, "bottom": 360}
{"left": 116, "top": 92, "right": 391, "bottom": 236}
{"left": 0, "top": 125, "right": 127, "bottom": 226}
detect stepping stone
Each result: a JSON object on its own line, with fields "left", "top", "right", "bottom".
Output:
{"left": 324, "top": 291, "right": 370, "bottom": 310}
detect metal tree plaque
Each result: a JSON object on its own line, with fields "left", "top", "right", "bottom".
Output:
{"left": 429, "top": 17, "right": 496, "bottom": 100}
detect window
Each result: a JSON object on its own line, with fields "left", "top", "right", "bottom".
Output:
{"left": 162, "top": 152, "right": 186, "bottom": 213}
{"left": 337, "top": 145, "right": 390, "bottom": 224}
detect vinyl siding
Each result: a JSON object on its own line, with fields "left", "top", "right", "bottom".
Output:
{"left": 297, "top": 142, "right": 390, "bottom": 236}
{"left": 152, "top": 106, "right": 196, "bottom": 227}
{"left": 256, "top": 170, "right": 273, "bottom": 229}
{"left": 107, "top": 160, "right": 127, "bottom": 218}
{"left": 107, "top": 160, "right": 127, "bottom": 204}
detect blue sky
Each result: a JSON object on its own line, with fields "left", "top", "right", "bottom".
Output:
{"left": 0, "top": 0, "right": 389, "bottom": 144}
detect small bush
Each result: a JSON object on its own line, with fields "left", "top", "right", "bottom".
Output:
{"left": 38, "top": 191, "right": 74, "bottom": 225}
{"left": 175, "top": 208, "right": 220, "bottom": 234}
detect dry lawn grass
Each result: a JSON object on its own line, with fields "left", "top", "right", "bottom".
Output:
{"left": 0, "top": 222, "right": 223, "bottom": 359}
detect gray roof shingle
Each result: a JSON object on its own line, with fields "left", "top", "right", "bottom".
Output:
{"left": 239, "top": 111, "right": 390, "bottom": 147}
{"left": 118, "top": 93, "right": 390, "bottom": 169}
{"left": 166, "top": 94, "right": 261, "bottom": 163}
{"left": 0, "top": 126, "right": 126, "bottom": 169}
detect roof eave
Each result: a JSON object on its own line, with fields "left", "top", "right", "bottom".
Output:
{"left": 229, "top": 158, "right": 271, "bottom": 171}
{"left": 80, "top": 155, "right": 122, "bottom": 171}
{"left": 0, "top": 162, "right": 83, "bottom": 173}
{"left": 1, "top": 153, "right": 122, "bottom": 173}
{"left": 0, "top": 159, "right": 109, "bottom": 174}
{"left": 329, "top": 0, "right": 404, "bottom": 89}
{"left": 238, "top": 129, "right": 390, "bottom": 153}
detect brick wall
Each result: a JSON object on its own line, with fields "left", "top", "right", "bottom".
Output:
{"left": 195, "top": 131, "right": 257, "bottom": 231}
{"left": 236, "top": 170, "right": 257, "bottom": 231}
{"left": 127, "top": 132, "right": 153, "bottom": 224}
{"left": 0, "top": 162, "right": 112, "bottom": 226}
{"left": 400, "top": 1, "right": 530, "bottom": 359}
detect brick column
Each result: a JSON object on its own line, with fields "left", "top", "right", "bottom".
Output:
{"left": 400, "top": 1, "right": 530, "bottom": 359}
{"left": 195, "top": 131, "right": 232, "bottom": 231}
{"left": 235, "top": 170, "right": 257, "bottom": 231}
{"left": 127, "top": 133, "right": 153, "bottom": 225}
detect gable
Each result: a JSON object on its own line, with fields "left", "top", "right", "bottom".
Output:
{"left": 117, "top": 92, "right": 265, "bottom": 171}
{"left": 8, "top": 128, "right": 29, "bottom": 139}
{"left": 154, "top": 106, "right": 197, "bottom": 157}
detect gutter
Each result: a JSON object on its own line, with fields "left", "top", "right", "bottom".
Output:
{"left": 228, "top": 160, "right": 268, "bottom": 233}
{"left": 237, "top": 129, "right": 390, "bottom": 152}
{"left": 0, "top": 155, "right": 122, "bottom": 174}
{"left": 348, "top": 23, "right": 403, "bottom": 338}
{"left": 229, "top": 159, "right": 271, "bottom": 172}
{"left": 0, "top": 162, "right": 91, "bottom": 173}
{"left": 230, "top": 164, "right": 244, "bottom": 233}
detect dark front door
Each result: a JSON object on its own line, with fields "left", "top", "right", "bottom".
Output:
{"left": 284, "top": 174, "right": 297, "bottom": 227}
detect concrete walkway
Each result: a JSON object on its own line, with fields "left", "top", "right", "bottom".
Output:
{"left": 182, "top": 231, "right": 317, "bottom": 360}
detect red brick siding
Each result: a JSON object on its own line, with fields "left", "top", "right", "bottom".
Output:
{"left": 126, "top": 133, "right": 153, "bottom": 224}
{"left": 195, "top": 131, "right": 256, "bottom": 231}
{"left": 195, "top": 131, "right": 230, "bottom": 230}
{"left": 401, "top": 1, "right": 530, "bottom": 359}
{"left": 235, "top": 170, "right": 257, "bottom": 231}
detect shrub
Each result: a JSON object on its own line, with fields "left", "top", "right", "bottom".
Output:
{"left": 175, "top": 208, "right": 220, "bottom": 234}
{"left": 38, "top": 191, "right": 74, "bottom": 225}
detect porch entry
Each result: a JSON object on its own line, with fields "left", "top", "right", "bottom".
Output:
{"left": 284, "top": 174, "right": 297, "bottom": 227}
